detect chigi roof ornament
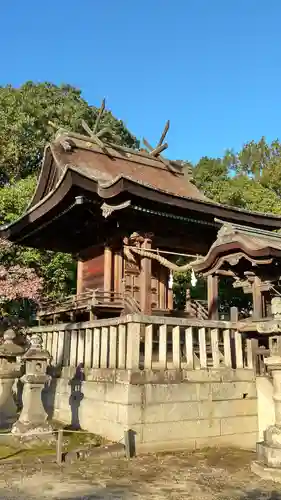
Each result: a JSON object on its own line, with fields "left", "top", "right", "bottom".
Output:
{"left": 47, "top": 99, "right": 185, "bottom": 174}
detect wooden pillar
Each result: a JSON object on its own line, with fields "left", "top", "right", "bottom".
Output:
{"left": 252, "top": 276, "right": 262, "bottom": 319}
{"left": 104, "top": 246, "right": 112, "bottom": 300}
{"left": 167, "top": 290, "right": 173, "bottom": 310}
{"left": 207, "top": 274, "right": 219, "bottom": 320}
{"left": 168, "top": 271, "right": 173, "bottom": 310}
{"left": 140, "top": 238, "right": 152, "bottom": 314}
{"left": 230, "top": 306, "right": 238, "bottom": 368}
{"left": 159, "top": 266, "right": 167, "bottom": 309}
{"left": 76, "top": 259, "right": 83, "bottom": 295}
{"left": 114, "top": 251, "right": 123, "bottom": 294}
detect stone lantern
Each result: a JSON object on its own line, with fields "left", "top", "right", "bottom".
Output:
{"left": 252, "top": 354, "right": 281, "bottom": 481}
{"left": 12, "top": 333, "right": 52, "bottom": 435}
{"left": 0, "top": 328, "right": 24, "bottom": 428}
{"left": 272, "top": 297, "right": 281, "bottom": 320}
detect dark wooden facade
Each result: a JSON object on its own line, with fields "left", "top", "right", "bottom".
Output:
{"left": 75, "top": 236, "right": 173, "bottom": 317}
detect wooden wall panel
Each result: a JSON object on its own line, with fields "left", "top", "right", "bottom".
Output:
{"left": 81, "top": 254, "right": 105, "bottom": 292}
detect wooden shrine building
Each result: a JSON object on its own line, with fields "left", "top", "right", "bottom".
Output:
{"left": 2, "top": 112, "right": 281, "bottom": 323}
{"left": 193, "top": 220, "right": 281, "bottom": 320}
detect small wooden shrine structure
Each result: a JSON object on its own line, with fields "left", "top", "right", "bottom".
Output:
{"left": 2, "top": 104, "right": 281, "bottom": 322}
{"left": 193, "top": 220, "right": 281, "bottom": 374}
{"left": 193, "top": 220, "right": 281, "bottom": 320}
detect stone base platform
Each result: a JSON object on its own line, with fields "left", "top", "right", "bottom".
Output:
{"left": 257, "top": 441, "right": 281, "bottom": 468}
{"left": 251, "top": 461, "right": 281, "bottom": 484}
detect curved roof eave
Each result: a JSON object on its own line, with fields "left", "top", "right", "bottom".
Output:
{"left": 97, "top": 176, "right": 281, "bottom": 229}
{"left": 0, "top": 167, "right": 98, "bottom": 239}
{"left": 3, "top": 165, "right": 281, "bottom": 242}
{"left": 193, "top": 240, "right": 280, "bottom": 274}
{"left": 27, "top": 145, "right": 53, "bottom": 209}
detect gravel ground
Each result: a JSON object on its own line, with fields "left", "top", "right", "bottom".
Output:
{"left": 0, "top": 448, "right": 280, "bottom": 499}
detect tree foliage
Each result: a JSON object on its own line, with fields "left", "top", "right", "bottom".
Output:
{"left": 0, "top": 82, "right": 139, "bottom": 185}
{"left": 175, "top": 138, "right": 281, "bottom": 313}
{"left": 193, "top": 138, "right": 281, "bottom": 214}
{"left": 0, "top": 82, "right": 139, "bottom": 322}
{"left": 0, "top": 238, "right": 43, "bottom": 325}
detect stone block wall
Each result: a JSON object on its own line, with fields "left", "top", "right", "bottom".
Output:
{"left": 45, "top": 368, "right": 258, "bottom": 453}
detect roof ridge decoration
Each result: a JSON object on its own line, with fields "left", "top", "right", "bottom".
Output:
{"left": 48, "top": 99, "right": 192, "bottom": 178}
{"left": 215, "top": 218, "right": 281, "bottom": 241}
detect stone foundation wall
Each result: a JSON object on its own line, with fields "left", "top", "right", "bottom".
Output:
{"left": 44, "top": 368, "right": 258, "bottom": 453}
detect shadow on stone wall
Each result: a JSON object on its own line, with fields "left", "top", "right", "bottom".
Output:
{"left": 42, "top": 361, "right": 85, "bottom": 430}
{"left": 67, "top": 363, "right": 84, "bottom": 430}
{"left": 42, "top": 363, "right": 62, "bottom": 420}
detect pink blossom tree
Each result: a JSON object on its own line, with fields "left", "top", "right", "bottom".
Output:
{"left": 0, "top": 238, "right": 43, "bottom": 326}
{"left": 0, "top": 264, "right": 43, "bottom": 303}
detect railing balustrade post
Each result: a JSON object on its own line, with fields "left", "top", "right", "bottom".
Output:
{"left": 172, "top": 326, "right": 181, "bottom": 369}
{"left": 92, "top": 327, "right": 101, "bottom": 368}
{"left": 234, "top": 331, "right": 243, "bottom": 368}
{"left": 246, "top": 338, "right": 254, "bottom": 369}
{"left": 100, "top": 327, "right": 109, "bottom": 368}
{"left": 77, "top": 330, "right": 85, "bottom": 365}
{"left": 211, "top": 328, "right": 220, "bottom": 368}
{"left": 144, "top": 325, "right": 153, "bottom": 370}
{"left": 223, "top": 329, "right": 232, "bottom": 367}
{"left": 109, "top": 326, "right": 117, "bottom": 368}
{"left": 69, "top": 330, "right": 78, "bottom": 367}
{"left": 51, "top": 331, "right": 59, "bottom": 365}
{"left": 199, "top": 327, "right": 207, "bottom": 369}
{"left": 57, "top": 331, "right": 65, "bottom": 367}
{"left": 63, "top": 330, "right": 71, "bottom": 367}
{"left": 185, "top": 327, "right": 194, "bottom": 369}
{"left": 46, "top": 331, "right": 53, "bottom": 360}
{"left": 84, "top": 328, "right": 93, "bottom": 369}
{"left": 159, "top": 325, "right": 167, "bottom": 369}
{"left": 118, "top": 325, "right": 126, "bottom": 369}
{"left": 126, "top": 322, "right": 140, "bottom": 369}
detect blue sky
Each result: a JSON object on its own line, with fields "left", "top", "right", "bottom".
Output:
{"left": 1, "top": 0, "right": 281, "bottom": 163}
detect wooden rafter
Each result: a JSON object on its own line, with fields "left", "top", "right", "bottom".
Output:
{"left": 142, "top": 120, "right": 177, "bottom": 172}
{"left": 157, "top": 120, "right": 170, "bottom": 147}
{"left": 49, "top": 99, "right": 116, "bottom": 158}
{"left": 93, "top": 98, "right": 105, "bottom": 134}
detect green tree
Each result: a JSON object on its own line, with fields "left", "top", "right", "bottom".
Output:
{"left": 0, "top": 178, "right": 76, "bottom": 301}
{"left": 193, "top": 156, "right": 228, "bottom": 191}
{"left": 0, "top": 82, "right": 139, "bottom": 310}
{"left": 0, "top": 82, "right": 139, "bottom": 185}
{"left": 180, "top": 137, "right": 281, "bottom": 315}
{"left": 193, "top": 139, "right": 281, "bottom": 214}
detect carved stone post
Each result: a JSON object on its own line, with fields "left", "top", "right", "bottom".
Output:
{"left": 0, "top": 329, "right": 24, "bottom": 428}
{"left": 12, "top": 333, "right": 52, "bottom": 435}
{"left": 272, "top": 297, "right": 281, "bottom": 320}
{"left": 252, "top": 354, "right": 281, "bottom": 481}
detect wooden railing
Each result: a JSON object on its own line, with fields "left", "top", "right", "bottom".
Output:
{"left": 38, "top": 292, "right": 210, "bottom": 320}
{"left": 187, "top": 300, "right": 208, "bottom": 320}
{"left": 29, "top": 315, "right": 253, "bottom": 371}
{"left": 37, "top": 290, "right": 132, "bottom": 318}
